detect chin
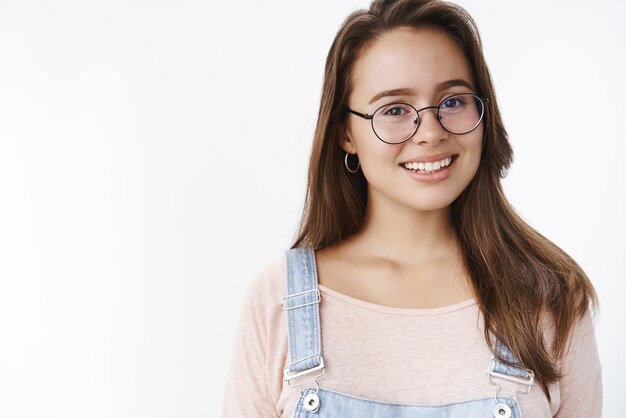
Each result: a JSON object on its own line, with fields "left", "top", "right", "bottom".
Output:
{"left": 398, "top": 192, "right": 461, "bottom": 213}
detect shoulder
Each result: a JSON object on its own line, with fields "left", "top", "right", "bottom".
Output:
{"left": 242, "top": 251, "right": 287, "bottom": 314}
{"left": 551, "top": 308, "right": 602, "bottom": 415}
{"left": 540, "top": 306, "right": 600, "bottom": 374}
{"left": 560, "top": 308, "right": 600, "bottom": 370}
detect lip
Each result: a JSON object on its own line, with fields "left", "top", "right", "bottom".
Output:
{"left": 400, "top": 153, "right": 457, "bottom": 164}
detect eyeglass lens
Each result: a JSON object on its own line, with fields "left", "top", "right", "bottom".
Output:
{"left": 372, "top": 94, "right": 485, "bottom": 143}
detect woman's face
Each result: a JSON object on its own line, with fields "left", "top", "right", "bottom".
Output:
{"left": 343, "top": 27, "right": 484, "bottom": 213}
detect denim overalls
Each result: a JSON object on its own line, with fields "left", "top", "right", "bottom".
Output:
{"left": 282, "top": 247, "right": 535, "bottom": 418}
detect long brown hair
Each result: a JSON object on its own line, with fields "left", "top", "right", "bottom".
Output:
{"left": 291, "top": 0, "right": 598, "bottom": 400}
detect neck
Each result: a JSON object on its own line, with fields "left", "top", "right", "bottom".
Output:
{"left": 349, "top": 190, "right": 460, "bottom": 266}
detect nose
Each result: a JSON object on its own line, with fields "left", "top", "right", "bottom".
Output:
{"left": 410, "top": 107, "right": 448, "bottom": 146}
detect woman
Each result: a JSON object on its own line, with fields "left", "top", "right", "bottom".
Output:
{"left": 223, "top": 0, "right": 602, "bottom": 417}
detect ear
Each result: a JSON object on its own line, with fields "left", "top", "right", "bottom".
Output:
{"left": 340, "top": 125, "right": 357, "bottom": 154}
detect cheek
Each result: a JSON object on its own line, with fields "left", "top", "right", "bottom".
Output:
{"left": 349, "top": 121, "right": 395, "bottom": 158}
{"left": 465, "top": 130, "right": 484, "bottom": 175}
{"left": 348, "top": 120, "right": 373, "bottom": 146}
{"left": 466, "top": 123, "right": 484, "bottom": 154}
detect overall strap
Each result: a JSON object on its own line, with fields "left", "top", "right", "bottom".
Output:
{"left": 492, "top": 339, "right": 531, "bottom": 377}
{"left": 488, "top": 336, "right": 535, "bottom": 395}
{"left": 282, "top": 247, "right": 324, "bottom": 383}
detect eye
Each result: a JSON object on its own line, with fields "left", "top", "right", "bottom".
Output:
{"left": 441, "top": 96, "right": 465, "bottom": 109}
{"left": 383, "top": 105, "right": 407, "bottom": 116}
{"left": 378, "top": 104, "right": 413, "bottom": 118}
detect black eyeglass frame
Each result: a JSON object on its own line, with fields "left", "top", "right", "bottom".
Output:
{"left": 346, "top": 93, "right": 490, "bottom": 144}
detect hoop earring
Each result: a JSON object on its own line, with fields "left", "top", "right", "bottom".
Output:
{"left": 344, "top": 152, "right": 360, "bottom": 173}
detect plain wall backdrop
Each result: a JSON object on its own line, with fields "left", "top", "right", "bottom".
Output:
{"left": 0, "top": 0, "right": 624, "bottom": 417}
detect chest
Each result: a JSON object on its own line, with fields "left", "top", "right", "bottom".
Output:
{"left": 316, "top": 258, "right": 475, "bottom": 309}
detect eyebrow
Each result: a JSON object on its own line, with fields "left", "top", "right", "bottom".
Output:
{"left": 367, "top": 79, "right": 475, "bottom": 105}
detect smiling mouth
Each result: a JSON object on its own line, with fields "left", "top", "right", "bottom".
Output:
{"left": 400, "top": 155, "right": 458, "bottom": 174}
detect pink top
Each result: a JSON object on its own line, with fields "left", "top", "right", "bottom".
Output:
{"left": 222, "top": 254, "right": 602, "bottom": 417}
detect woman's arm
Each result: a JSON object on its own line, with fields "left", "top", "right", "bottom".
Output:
{"left": 222, "top": 270, "right": 280, "bottom": 418}
{"left": 554, "top": 309, "right": 602, "bottom": 417}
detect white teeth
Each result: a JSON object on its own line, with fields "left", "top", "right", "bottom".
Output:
{"left": 402, "top": 156, "right": 452, "bottom": 173}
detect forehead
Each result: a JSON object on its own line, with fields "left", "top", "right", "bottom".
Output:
{"left": 350, "top": 27, "right": 475, "bottom": 105}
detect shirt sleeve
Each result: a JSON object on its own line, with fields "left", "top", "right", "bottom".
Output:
{"left": 554, "top": 308, "right": 602, "bottom": 418}
{"left": 222, "top": 269, "right": 280, "bottom": 418}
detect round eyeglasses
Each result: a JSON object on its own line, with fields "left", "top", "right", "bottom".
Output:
{"left": 346, "top": 93, "right": 489, "bottom": 144}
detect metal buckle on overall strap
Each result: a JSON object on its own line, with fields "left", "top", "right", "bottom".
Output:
{"left": 281, "top": 288, "right": 321, "bottom": 310}
{"left": 283, "top": 353, "right": 325, "bottom": 384}
{"left": 486, "top": 358, "right": 534, "bottom": 418}
{"left": 283, "top": 354, "right": 325, "bottom": 413}
{"left": 486, "top": 358, "right": 534, "bottom": 392}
